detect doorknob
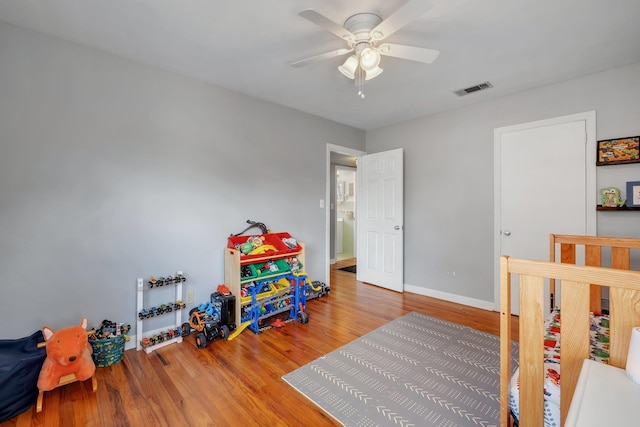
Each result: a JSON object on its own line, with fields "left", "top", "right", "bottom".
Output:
{"left": 503, "top": 230, "right": 511, "bottom": 236}
{"left": 394, "top": 225, "right": 402, "bottom": 230}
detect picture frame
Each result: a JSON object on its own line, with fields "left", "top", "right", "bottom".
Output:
{"left": 596, "top": 136, "right": 640, "bottom": 166}
{"left": 627, "top": 181, "right": 640, "bottom": 207}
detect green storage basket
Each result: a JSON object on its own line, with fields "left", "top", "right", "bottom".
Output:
{"left": 89, "top": 334, "right": 125, "bottom": 367}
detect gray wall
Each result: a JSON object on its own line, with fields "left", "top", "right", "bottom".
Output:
{"left": 0, "top": 23, "right": 365, "bottom": 339}
{"left": 367, "top": 62, "right": 640, "bottom": 305}
{"left": 2, "top": 20, "right": 639, "bottom": 339}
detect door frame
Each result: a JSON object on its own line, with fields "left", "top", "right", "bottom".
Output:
{"left": 326, "top": 143, "right": 366, "bottom": 283}
{"left": 493, "top": 111, "right": 597, "bottom": 311}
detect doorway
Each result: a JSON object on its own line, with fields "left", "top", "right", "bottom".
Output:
{"left": 335, "top": 165, "right": 356, "bottom": 262}
{"left": 326, "top": 144, "right": 365, "bottom": 283}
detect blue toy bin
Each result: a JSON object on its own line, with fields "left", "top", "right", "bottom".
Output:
{"left": 0, "top": 330, "right": 46, "bottom": 422}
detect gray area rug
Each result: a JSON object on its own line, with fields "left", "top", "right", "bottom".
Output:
{"left": 282, "top": 311, "right": 519, "bottom": 427}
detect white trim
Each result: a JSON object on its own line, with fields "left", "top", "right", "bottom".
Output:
{"left": 125, "top": 336, "right": 137, "bottom": 351}
{"left": 404, "top": 283, "right": 495, "bottom": 311}
{"left": 326, "top": 143, "right": 365, "bottom": 286}
{"left": 493, "top": 111, "right": 597, "bottom": 311}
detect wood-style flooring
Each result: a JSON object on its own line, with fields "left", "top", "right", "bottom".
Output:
{"left": 2, "top": 258, "right": 518, "bottom": 426}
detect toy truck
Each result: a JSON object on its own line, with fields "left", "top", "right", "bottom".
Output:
{"left": 181, "top": 289, "right": 236, "bottom": 349}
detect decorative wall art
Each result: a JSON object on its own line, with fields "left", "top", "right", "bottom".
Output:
{"left": 627, "top": 181, "right": 640, "bottom": 207}
{"left": 596, "top": 136, "right": 640, "bottom": 166}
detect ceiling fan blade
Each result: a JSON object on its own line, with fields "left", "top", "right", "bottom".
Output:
{"left": 378, "top": 43, "right": 439, "bottom": 63}
{"left": 298, "top": 10, "right": 356, "bottom": 42}
{"left": 290, "top": 48, "right": 353, "bottom": 68}
{"left": 370, "top": 1, "right": 432, "bottom": 41}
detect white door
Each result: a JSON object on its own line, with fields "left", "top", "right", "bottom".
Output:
{"left": 357, "top": 148, "right": 404, "bottom": 292}
{"left": 494, "top": 112, "right": 596, "bottom": 313}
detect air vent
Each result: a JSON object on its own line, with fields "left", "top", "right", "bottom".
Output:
{"left": 453, "top": 81, "right": 493, "bottom": 97}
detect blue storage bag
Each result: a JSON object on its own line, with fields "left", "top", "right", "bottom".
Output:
{"left": 0, "top": 330, "right": 46, "bottom": 422}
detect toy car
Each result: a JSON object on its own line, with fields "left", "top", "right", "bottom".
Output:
{"left": 306, "top": 281, "right": 330, "bottom": 300}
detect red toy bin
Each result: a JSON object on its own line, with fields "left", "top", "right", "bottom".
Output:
{"left": 227, "top": 232, "right": 302, "bottom": 262}
{"left": 227, "top": 233, "right": 287, "bottom": 261}
{"left": 272, "top": 232, "right": 302, "bottom": 252}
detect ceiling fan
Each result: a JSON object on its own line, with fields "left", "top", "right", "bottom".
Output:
{"left": 291, "top": 1, "right": 440, "bottom": 98}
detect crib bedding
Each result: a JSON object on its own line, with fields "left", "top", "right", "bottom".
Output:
{"left": 509, "top": 309, "right": 610, "bottom": 426}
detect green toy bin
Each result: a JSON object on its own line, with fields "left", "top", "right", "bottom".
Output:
{"left": 89, "top": 334, "right": 126, "bottom": 367}
{"left": 253, "top": 259, "right": 290, "bottom": 279}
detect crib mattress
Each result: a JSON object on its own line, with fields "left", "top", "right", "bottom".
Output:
{"left": 509, "top": 309, "right": 610, "bottom": 426}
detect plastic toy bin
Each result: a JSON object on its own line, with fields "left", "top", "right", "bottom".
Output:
{"left": 240, "top": 264, "right": 258, "bottom": 281}
{"left": 227, "top": 232, "right": 301, "bottom": 262}
{"left": 89, "top": 335, "right": 125, "bottom": 367}
{"left": 253, "top": 259, "right": 290, "bottom": 279}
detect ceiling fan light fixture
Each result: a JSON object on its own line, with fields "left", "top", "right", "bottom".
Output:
{"left": 365, "top": 65, "right": 383, "bottom": 80}
{"left": 359, "top": 47, "right": 381, "bottom": 71}
{"left": 295, "top": 4, "right": 441, "bottom": 99}
{"left": 338, "top": 55, "right": 359, "bottom": 79}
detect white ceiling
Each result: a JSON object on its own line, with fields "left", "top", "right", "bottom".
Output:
{"left": 1, "top": 0, "right": 639, "bottom": 130}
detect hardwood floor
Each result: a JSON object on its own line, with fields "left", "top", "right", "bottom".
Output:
{"left": 2, "top": 259, "right": 518, "bottom": 427}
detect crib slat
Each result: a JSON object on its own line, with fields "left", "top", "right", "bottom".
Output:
{"left": 519, "top": 274, "right": 545, "bottom": 427}
{"left": 611, "top": 246, "right": 630, "bottom": 270}
{"left": 609, "top": 246, "right": 637, "bottom": 368}
{"left": 560, "top": 242, "right": 576, "bottom": 264}
{"left": 585, "top": 244, "right": 602, "bottom": 312}
{"left": 559, "top": 279, "right": 590, "bottom": 426}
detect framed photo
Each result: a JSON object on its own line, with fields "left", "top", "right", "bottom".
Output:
{"left": 627, "top": 181, "right": 640, "bottom": 207}
{"left": 596, "top": 136, "right": 640, "bottom": 166}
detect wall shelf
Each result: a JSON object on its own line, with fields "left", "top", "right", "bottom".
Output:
{"left": 596, "top": 205, "right": 640, "bottom": 211}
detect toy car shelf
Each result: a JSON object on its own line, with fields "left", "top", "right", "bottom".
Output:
{"left": 240, "top": 274, "right": 309, "bottom": 334}
{"left": 225, "top": 233, "right": 310, "bottom": 334}
{"left": 136, "top": 272, "right": 185, "bottom": 354}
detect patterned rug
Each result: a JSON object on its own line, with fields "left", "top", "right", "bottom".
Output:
{"left": 282, "top": 311, "right": 519, "bottom": 427}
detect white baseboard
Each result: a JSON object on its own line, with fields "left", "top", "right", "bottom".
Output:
{"left": 125, "top": 336, "right": 137, "bottom": 351}
{"left": 404, "top": 284, "right": 495, "bottom": 312}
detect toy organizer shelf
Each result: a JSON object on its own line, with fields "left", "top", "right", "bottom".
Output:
{"left": 136, "top": 272, "right": 185, "bottom": 354}
{"left": 224, "top": 233, "right": 309, "bottom": 334}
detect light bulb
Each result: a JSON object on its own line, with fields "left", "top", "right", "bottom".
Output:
{"left": 359, "top": 48, "right": 380, "bottom": 71}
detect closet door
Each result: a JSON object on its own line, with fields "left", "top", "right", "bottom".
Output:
{"left": 494, "top": 112, "right": 596, "bottom": 314}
